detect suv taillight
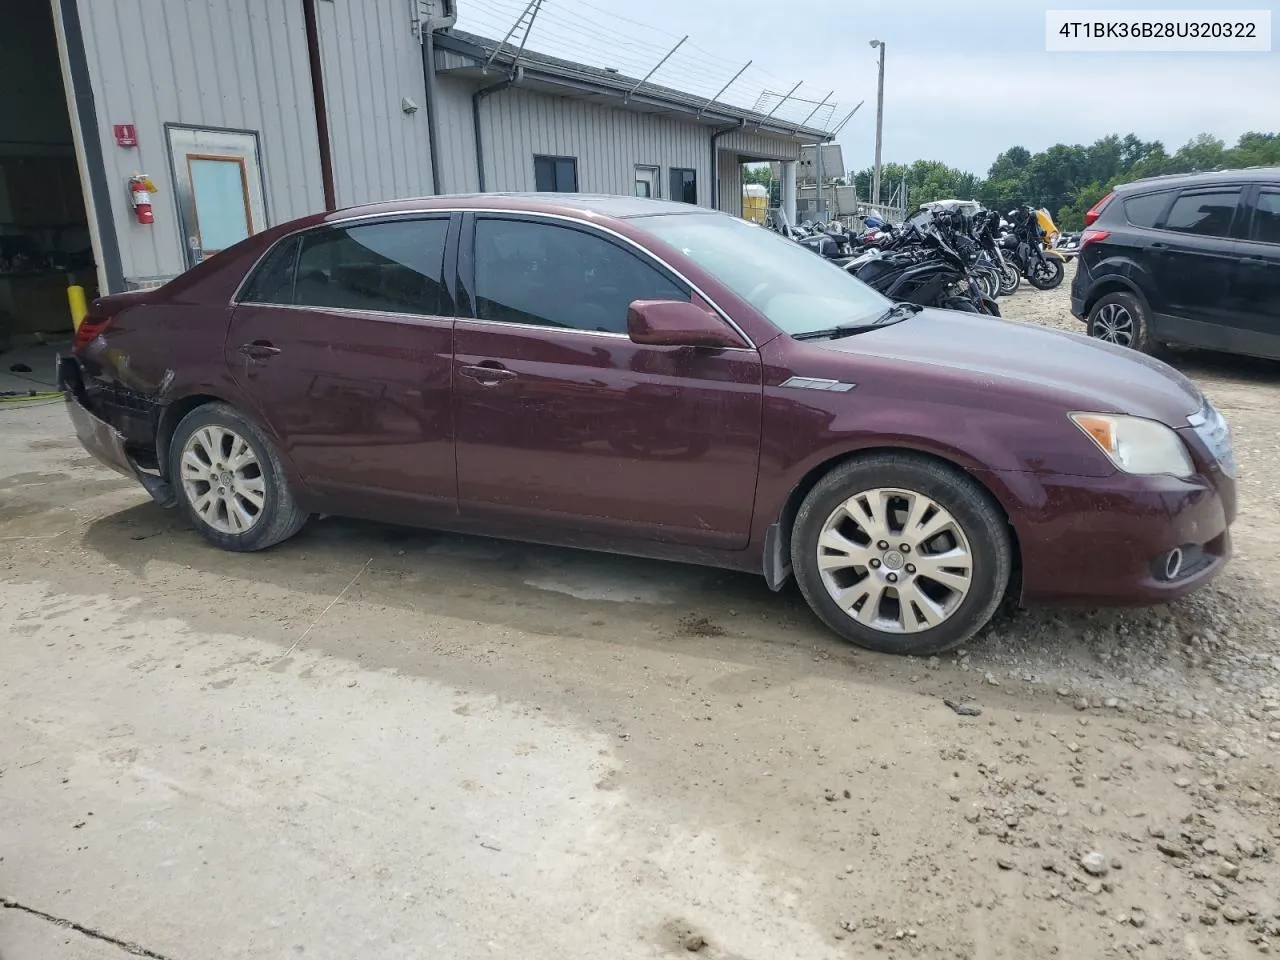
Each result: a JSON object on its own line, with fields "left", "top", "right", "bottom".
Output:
{"left": 73, "top": 312, "right": 115, "bottom": 351}
{"left": 1080, "top": 229, "right": 1111, "bottom": 250}
{"left": 1084, "top": 192, "right": 1114, "bottom": 226}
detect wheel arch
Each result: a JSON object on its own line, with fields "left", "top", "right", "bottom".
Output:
{"left": 1081, "top": 274, "right": 1153, "bottom": 322}
{"left": 764, "top": 445, "right": 1023, "bottom": 593}
{"left": 155, "top": 393, "right": 235, "bottom": 482}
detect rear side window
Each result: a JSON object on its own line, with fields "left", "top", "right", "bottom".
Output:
{"left": 1249, "top": 189, "right": 1280, "bottom": 245}
{"left": 1122, "top": 191, "right": 1172, "bottom": 228}
{"left": 240, "top": 236, "right": 299, "bottom": 303}
{"left": 1161, "top": 188, "right": 1242, "bottom": 238}
{"left": 293, "top": 219, "right": 452, "bottom": 316}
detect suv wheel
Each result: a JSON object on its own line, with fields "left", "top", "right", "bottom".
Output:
{"left": 1087, "top": 291, "right": 1159, "bottom": 354}
{"left": 169, "top": 402, "right": 308, "bottom": 551}
{"left": 791, "top": 453, "right": 1012, "bottom": 656}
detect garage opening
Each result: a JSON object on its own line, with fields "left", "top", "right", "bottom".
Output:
{"left": 0, "top": 0, "right": 97, "bottom": 358}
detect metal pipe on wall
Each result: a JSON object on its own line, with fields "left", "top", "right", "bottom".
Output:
{"left": 472, "top": 68, "right": 522, "bottom": 192}
{"left": 421, "top": 27, "right": 443, "bottom": 196}
{"left": 301, "top": 0, "right": 336, "bottom": 210}
{"left": 710, "top": 120, "right": 745, "bottom": 211}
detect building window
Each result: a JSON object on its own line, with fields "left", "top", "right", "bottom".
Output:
{"left": 670, "top": 168, "right": 697, "bottom": 205}
{"left": 635, "top": 165, "right": 659, "bottom": 198}
{"left": 533, "top": 155, "right": 578, "bottom": 193}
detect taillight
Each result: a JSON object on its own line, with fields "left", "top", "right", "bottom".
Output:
{"left": 1080, "top": 229, "right": 1111, "bottom": 250}
{"left": 73, "top": 312, "right": 115, "bottom": 351}
{"left": 1084, "top": 192, "right": 1114, "bottom": 226}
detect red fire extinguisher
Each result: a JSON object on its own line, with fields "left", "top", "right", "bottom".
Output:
{"left": 128, "top": 173, "right": 158, "bottom": 224}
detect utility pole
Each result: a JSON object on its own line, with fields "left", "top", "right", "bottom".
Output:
{"left": 869, "top": 39, "right": 885, "bottom": 207}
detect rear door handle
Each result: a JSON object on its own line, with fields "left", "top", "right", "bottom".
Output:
{"left": 238, "top": 340, "right": 281, "bottom": 360}
{"left": 459, "top": 362, "right": 516, "bottom": 385}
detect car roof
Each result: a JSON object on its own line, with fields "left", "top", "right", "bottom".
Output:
{"left": 317, "top": 192, "right": 716, "bottom": 224}
{"left": 1117, "top": 166, "right": 1280, "bottom": 194}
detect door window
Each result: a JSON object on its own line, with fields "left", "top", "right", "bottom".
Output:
{"left": 291, "top": 219, "right": 451, "bottom": 316}
{"left": 635, "top": 165, "right": 659, "bottom": 198}
{"left": 1161, "top": 188, "right": 1242, "bottom": 237}
{"left": 239, "top": 235, "right": 300, "bottom": 304}
{"left": 670, "top": 167, "right": 697, "bottom": 204}
{"left": 166, "top": 125, "right": 268, "bottom": 267}
{"left": 1248, "top": 189, "right": 1280, "bottom": 245}
{"left": 533, "top": 155, "right": 578, "bottom": 192}
{"left": 473, "top": 218, "right": 687, "bottom": 334}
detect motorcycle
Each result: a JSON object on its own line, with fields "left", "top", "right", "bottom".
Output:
{"left": 1002, "top": 206, "right": 1065, "bottom": 290}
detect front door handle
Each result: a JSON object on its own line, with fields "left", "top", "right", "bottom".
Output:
{"left": 459, "top": 362, "right": 516, "bottom": 385}
{"left": 238, "top": 340, "right": 281, "bottom": 360}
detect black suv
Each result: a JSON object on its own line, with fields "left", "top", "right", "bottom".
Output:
{"left": 1071, "top": 167, "right": 1280, "bottom": 360}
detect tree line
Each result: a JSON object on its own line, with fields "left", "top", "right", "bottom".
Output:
{"left": 747, "top": 132, "right": 1279, "bottom": 230}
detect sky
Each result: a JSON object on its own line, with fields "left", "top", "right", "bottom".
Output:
{"left": 456, "top": 0, "right": 1280, "bottom": 177}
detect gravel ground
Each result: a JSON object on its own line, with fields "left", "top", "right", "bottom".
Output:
{"left": 2, "top": 289, "right": 1279, "bottom": 959}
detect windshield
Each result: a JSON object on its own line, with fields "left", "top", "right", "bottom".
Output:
{"left": 631, "top": 212, "right": 891, "bottom": 336}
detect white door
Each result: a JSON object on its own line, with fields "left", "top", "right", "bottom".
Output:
{"left": 634, "top": 165, "right": 659, "bottom": 199}
{"left": 166, "top": 125, "right": 268, "bottom": 267}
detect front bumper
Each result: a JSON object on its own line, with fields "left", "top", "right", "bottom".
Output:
{"left": 987, "top": 466, "right": 1235, "bottom": 607}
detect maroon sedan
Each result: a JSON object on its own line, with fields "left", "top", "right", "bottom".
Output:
{"left": 60, "top": 194, "right": 1237, "bottom": 655}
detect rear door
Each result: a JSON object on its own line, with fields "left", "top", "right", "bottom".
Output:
{"left": 227, "top": 215, "right": 458, "bottom": 514}
{"left": 1225, "top": 184, "right": 1280, "bottom": 359}
{"left": 1148, "top": 185, "right": 1244, "bottom": 343}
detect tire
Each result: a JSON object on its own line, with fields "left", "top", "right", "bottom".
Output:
{"left": 1028, "top": 257, "right": 1064, "bottom": 290}
{"left": 791, "top": 453, "right": 1012, "bottom": 656}
{"left": 168, "top": 402, "right": 308, "bottom": 551}
{"left": 1086, "top": 290, "right": 1161, "bottom": 355}
{"left": 998, "top": 262, "right": 1020, "bottom": 296}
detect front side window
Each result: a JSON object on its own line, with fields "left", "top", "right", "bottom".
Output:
{"left": 1161, "top": 188, "right": 1242, "bottom": 238}
{"left": 1249, "top": 189, "right": 1280, "bottom": 245}
{"left": 632, "top": 211, "right": 890, "bottom": 337}
{"left": 670, "top": 168, "right": 697, "bottom": 205}
{"left": 533, "top": 155, "right": 578, "bottom": 192}
{"left": 292, "top": 219, "right": 451, "bottom": 315}
{"left": 473, "top": 218, "right": 687, "bottom": 334}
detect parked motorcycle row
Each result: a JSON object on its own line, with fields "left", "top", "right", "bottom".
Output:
{"left": 772, "top": 200, "right": 1069, "bottom": 315}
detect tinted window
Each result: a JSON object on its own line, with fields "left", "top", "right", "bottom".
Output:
{"left": 633, "top": 212, "right": 890, "bottom": 337}
{"left": 1123, "top": 191, "right": 1172, "bottom": 228}
{"left": 473, "top": 218, "right": 687, "bottom": 333}
{"left": 533, "top": 155, "right": 577, "bottom": 192}
{"left": 240, "top": 235, "right": 299, "bottom": 303}
{"left": 670, "top": 168, "right": 697, "bottom": 204}
{"left": 293, "top": 219, "right": 450, "bottom": 315}
{"left": 1161, "top": 188, "right": 1242, "bottom": 237}
{"left": 1249, "top": 189, "right": 1280, "bottom": 245}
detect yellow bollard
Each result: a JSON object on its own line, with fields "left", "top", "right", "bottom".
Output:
{"left": 67, "top": 284, "right": 88, "bottom": 332}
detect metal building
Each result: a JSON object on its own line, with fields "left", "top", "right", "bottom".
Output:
{"left": 1, "top": 0, "right": 827, "bottom": 340}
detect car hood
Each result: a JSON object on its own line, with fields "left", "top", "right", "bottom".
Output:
{"left": 818, "top": 308, "right": 1202, "bottom": 424}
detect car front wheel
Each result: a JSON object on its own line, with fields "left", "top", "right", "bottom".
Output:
{"left": 791, "top": 453, "right": 1012, "bottom": 655}
{"left": 169, "top": 402, "right": 308, "bottom": 551}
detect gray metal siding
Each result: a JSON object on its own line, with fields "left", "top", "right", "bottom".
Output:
{"left": 717, "top": 150, "right": 743, "bottom": 218}
{"left": 434, "top": 82, "right": 711, "bottom": 204}
{"left": 72, "top": 0, "right": 324, "bottom": 283}
{"left": 315, "top": 0, "right": 434, "bottom": 207}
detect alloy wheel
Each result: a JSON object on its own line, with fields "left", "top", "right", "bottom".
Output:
{"left": 816, "top": 487, "right": 973, "bottom": 634}
{"left": 1092, "top": 302, "right": 1135, "bottom": 347}
{"left": 180, "top": 426, "right": 267, "bottom": 535}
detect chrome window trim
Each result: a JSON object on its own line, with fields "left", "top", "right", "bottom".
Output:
{"left": 231, "top": 206, "right": 757, "bottom": 350}
{"left": 229, "top": 301, "right": 455, "bottom": 324}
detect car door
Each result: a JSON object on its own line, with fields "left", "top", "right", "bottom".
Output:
{"left": 226, "top": 214, "right": 458, "bottom": 513}
{"left": 453, "top": 213, "right": 763, "bottom": 549}
{"left": 1223, "top": 184, "right": 1280, "bottom": 359}
{"left": 1147, "top": 185, "right": 1244, "bottom": 342}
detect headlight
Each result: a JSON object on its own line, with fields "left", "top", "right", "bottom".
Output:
{"left": 1070, "top": 413, "right": 1195, "bottom": 477}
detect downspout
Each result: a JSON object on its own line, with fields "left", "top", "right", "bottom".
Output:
{"left": 710, "top": 120, "right": 746, "bottom": 211}
{"left": 301, "top": 0, "right": 337, "bottom": 211}
{"left": 421, "top": 27, "right": 443, "bottom": 195}
{"left": 472, "top": 67, "right": 523, "bottom": 193}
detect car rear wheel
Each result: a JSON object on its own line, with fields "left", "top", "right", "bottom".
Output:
{"left": 169, "top": 402, "right": 308, "bottom": 551}
{"left": 791, "top": 454, "right": 1012, "bottom": 656}
{"left": 1087, "top": 291, "right": 1160, "bottom": 355}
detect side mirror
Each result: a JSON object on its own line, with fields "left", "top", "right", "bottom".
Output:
{"left": 626, "top": 299, "right": 746, "bottom": 349}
